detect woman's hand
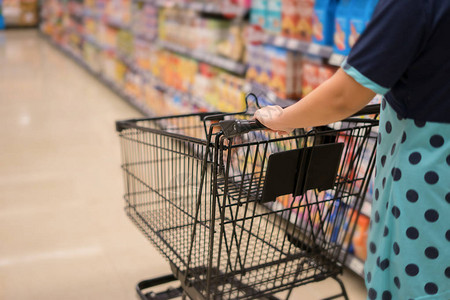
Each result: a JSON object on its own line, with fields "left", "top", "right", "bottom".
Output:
{"left": 254, "top": 69, "right": 376, "bottom": 132}
{"left": 254, "top": 105, "right": 294, "bottom": 134}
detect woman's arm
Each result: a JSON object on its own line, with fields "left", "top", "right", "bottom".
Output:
{"left": 254, "top": 68, "right": 377, "bottom": 132}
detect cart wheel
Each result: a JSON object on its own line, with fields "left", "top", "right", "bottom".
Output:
{"left": 136, "top": 274, "right": 184, "bottom": 300}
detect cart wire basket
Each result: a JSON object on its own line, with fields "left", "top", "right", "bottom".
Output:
{"left": 116, "top": 98, "right": 380, "bottom": 300}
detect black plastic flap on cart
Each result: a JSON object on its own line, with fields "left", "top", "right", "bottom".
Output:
{"left": 261, "top": 143, "right": 344, "bottom": 203}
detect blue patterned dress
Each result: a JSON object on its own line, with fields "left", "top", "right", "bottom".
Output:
{"left": 341, "top": 1, "right": 450, "bottom": 298}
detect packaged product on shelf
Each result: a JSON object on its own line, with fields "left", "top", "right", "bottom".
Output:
{"left": 352, "top": 213, "right": 370, "bottom": 261}
{"left": 301, "top": 58, "right": 319, "bottom": 96}
{"left": 19, "top": 0, "right": 38, "bottom": 26}
{"left": 297, "top": 0, "right": 315, "bottom": 41}
{"left": 327, "top": 199, "right": 347, "bottom": 243}
{"left": 132, "top": 1, "right": 158, "bottom": 41}
{"left": 246, "top": 45, "right": 263, "bottom": 82}
{"left": 124, "top": 71, "right": 143, "bottom": 99}
{"left": 115, "top": 58, "right": 127, "bottom": 87}
{"left": 333, "top": 0, "right": 353, "bottom": 55}
{"left": 134, "top": 40, "right": 152, "bottom": 71}
{"left": 342, "top": 208, "right": 358, "bottom": 253}
{"left": 266, "top": 0, "right": 282, "bottom": 34}
{"left": 281, "top": 0, "right": 300, "bottom": 38}
{"left": 2, "top": 0, "right": 21, "bottom": 25}
{"left": 104, "top": 25, "right": 119, "bottom": 50}
{"left": 217, "top": 23, "right": 246, "bottom": 61}
{"left": 349, "top": 0, "right": 379, "bottom": 48}
{"left": 353, "top": 137, "right": 376, "bottom": 198}
{"left": 165, "top": 92, "right": 190, "bottom": 115}
{"left": 0, "top": 1, "right": 4, "bottom": 29}
{"left": 159, "top": 7, "right": 244, "bottom": 61}
{"left": 258, "top": 46, "right": 272, "bottom": 86}
{"left": 216, "top": 73, "right": 246, "bottom": 112}
{"left": 301, "top": 57, "right": 337, "bottom": 96}
{"left": 100, "top": 51, "right": 117, "bottom": 82}
{"left": 105, "top": 0, "right": 131, "bottom": 26}
{"left": 294, "top": 52, "right": 304, "bottom": 98}
{"left": 117, "top": 30, "right": 134, "bottom": 58}
{"left": 317, "top": 63, "right": 336, "bottom": 84}
{"left": 84, "top": 17, "right": 98, "bottom": 41}
{"left": 312, "top": 0, "right": 338, "bottom": 46}
{"left": 204, "top": 19, "right": 230, "bottom": 55}
{"left": 250, "top": 0, "right": 267, "bottom": 29}
{"left": 83, "top": 42, "right": 102, "bottom": 73}
{"left": 269, "top": 46, "right": 301, "bottom": 100}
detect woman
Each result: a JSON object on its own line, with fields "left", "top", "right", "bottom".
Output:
{"left": 255, "top": 0, "right": 450, "bottom": 299}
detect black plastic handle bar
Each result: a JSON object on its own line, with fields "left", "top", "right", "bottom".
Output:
{"left": 219, "top": 119, "right": 266, "bottom": 138}
{"left": 219, "top": 104, "right": 380, "bottom": 138}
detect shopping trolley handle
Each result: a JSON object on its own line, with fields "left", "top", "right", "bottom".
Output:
{"left": 219, "top": 119, "right": 267, "bottom": 138}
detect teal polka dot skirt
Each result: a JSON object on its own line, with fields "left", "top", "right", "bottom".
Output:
{"left": 365, "top": 100, "right": 450, "bottom": 300}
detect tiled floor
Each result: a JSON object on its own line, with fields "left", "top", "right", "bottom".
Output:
{"left": 0, "top": 30, "right": 367, "bottom": 300}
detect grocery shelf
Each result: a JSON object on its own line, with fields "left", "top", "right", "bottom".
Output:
{"left": 360, "top": 200, "right": 372, "bottom": 218}
{"left": 134, "top": 33, "right": 155, "bottom": 43}
{"left": 343, "top": 253, "right": 365, "bottom": 278}
{"left": 244, "top": 82, "right": 297, "bottom": 108}
{"left": 105, "top": 17, "right": 131, "bottom": 30}
{"left": 41, "top": 32, "right": 154, "bottom": 117}
{"left": 155, "top": 0, "right": 248, "bottom": 17}
{"left": 264, "top": 34, "right": 346, "bottom": 67}
{"left": 83, "top": 9, "right": 101, "bottom": 20}
{"left": 328, "top": 53, "right": 347, "bottom": 67}
{"left": 41, "top": 31, "right": 215, "bottom": 115}
{"left": 82, "top": 35, "right": 99, "bottom": 48}
{"left": 69, "top": 12, "right": 84, "bottom": 23}
{"left": 158, "top": 40, "right": 247, "bottom": 76}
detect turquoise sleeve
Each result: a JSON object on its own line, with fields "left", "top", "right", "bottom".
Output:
{"left": 341, "top": 59, "right": 390, "bottom": 95}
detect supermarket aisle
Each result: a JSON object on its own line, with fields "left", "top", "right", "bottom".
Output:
{"left": 0, "top": 30, "right": 367, "bottom": 300}
{"left": 0, "top": 30, "right": 169, "bottom": 300}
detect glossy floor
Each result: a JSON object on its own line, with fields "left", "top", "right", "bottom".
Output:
{"left": 0, "top": 30, "right": 367, "bottom": 300}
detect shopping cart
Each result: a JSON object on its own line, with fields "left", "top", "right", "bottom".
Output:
{"left": 116, "top": 96, "right": 379, "bottom": 300}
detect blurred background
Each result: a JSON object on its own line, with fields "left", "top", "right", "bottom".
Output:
{"left": 0, "top": 0, "right": 380, "bottom": 299}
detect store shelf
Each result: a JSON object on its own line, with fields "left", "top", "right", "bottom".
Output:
{"left": 328, "top": 53, "right": 346, "bottom": 67}
{"left": 244, "top": 82, "right": 297, "bottom": 108}
{"left": 133, "top": 33, "right": 155, "bottom": 43}
{"left": 83, "top": 9, "right": 101, "bottom": 20}
{"left": 344, "top": 253, "right": 365, "bottom": 278}
{"left": 83, "top": 35, "right": 114, "bottom": 51}
{"left": 69, "top": 13, "right": 84, "bottom": 23}
{"left": 159, "top": 40, "right": 247, "bottom": 75}
{"left": 41, "top": 32, "right": 154, "bottom": 117}
{"left": 155, "top": 0, "right": 248, "bottom": 17}
{"left": 361, "top": 200, "right": 372, "bottom": 218}
{"left": 139, "top": 69, "right": 216, "bottom": 111}
{"left": 42, "top": 31, "right": 215, "bottom": 114}
{"left": 105, "top": 17, "right": 131, "bottom": 30}
{"left": 264, "top": 34, "right": 346, "bottom": 67}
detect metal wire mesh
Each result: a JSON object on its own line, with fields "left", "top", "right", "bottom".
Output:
{"left": 117, "top": 113, "right": 378, "bottom": 299}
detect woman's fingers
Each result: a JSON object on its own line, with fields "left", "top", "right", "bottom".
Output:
{"left": 254, "top": 105, "right": 293, "bottom": 133}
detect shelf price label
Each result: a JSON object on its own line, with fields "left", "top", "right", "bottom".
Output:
{"left": 243, "top": 83, "right": 252, "bottom": 93}
{"left": 361, "top": 201, "right": 372, "bottom": 217}
{"left": 273, "top": 36, "right": 286, "bottom": 47}
{"left": 287, "top": 39, "right": 300, "bottom": 50}
{"left": 348, "top": 256, "right": 364, "bottom": 276}
{"left": 308, "top": 43, "right": 322, "bottom": 56}
{"left": 328, "top": 53, "right": 346, "bottom": 66}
